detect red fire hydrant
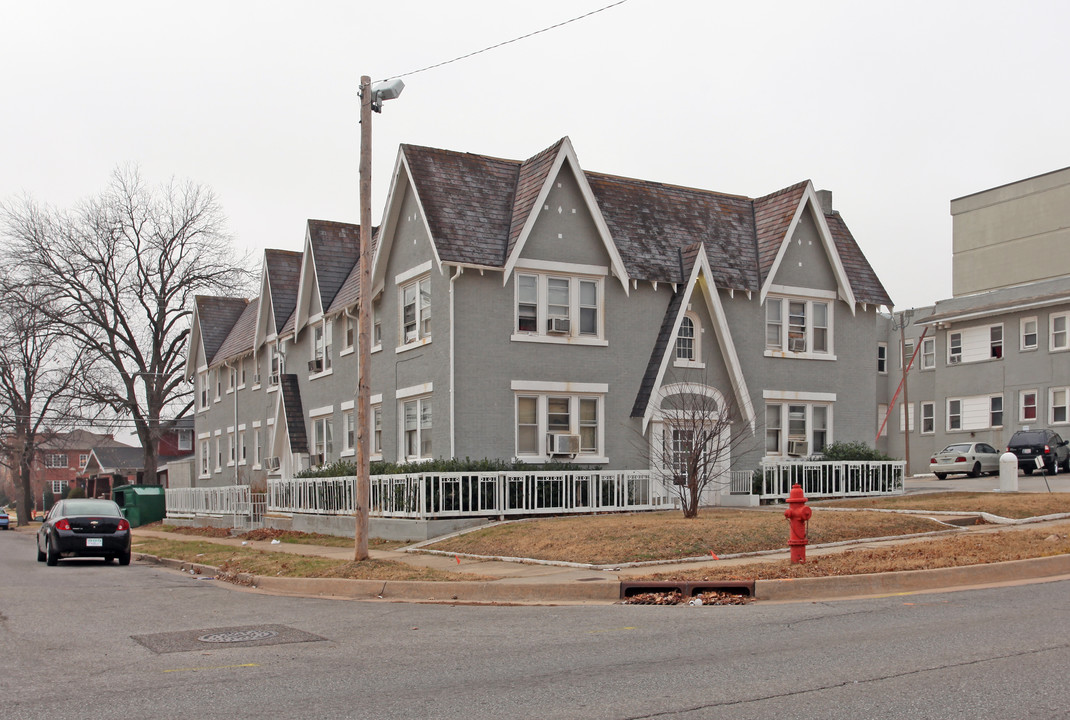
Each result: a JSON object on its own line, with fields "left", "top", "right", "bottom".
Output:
{"left": 784, "top": 483, "right": 812, "bottom": 563}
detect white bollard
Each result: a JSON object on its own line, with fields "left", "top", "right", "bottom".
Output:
{"left": 999, "top": 452, "right": 1018, "bottom": 492}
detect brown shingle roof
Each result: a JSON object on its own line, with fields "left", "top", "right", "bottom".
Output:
{"left": 195, "top": 296, "right": 249, "bottom": 365}
{"left": 753, "top": 181, "right": 808, "bottom": 285}
{"left": 506, "top": 139, "right": 565, "bottom": 261}
{"left": 265, "top": 249, "right": 302, "bottom": 335}
{"left": 212, "top": 297, "right": 258, "bottom": 365}
{"left": 307, "top": 220, "right": 360, "bottom": 312}
{"left": 327, "top": 226, "right": 380, "bottom": 315}
{"left": 402, "top": 144, "right": 519, "bottom": 267}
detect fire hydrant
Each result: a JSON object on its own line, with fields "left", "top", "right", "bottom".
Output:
{"left": 784, "top": 483, "right": 812, "bottom": 563}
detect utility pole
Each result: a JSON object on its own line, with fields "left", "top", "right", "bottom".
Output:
{"left": 899, "top": 312, "right": 911, "bottom": 478}
{"left": 354, "top": 75, "right": 373, "bottom": 561}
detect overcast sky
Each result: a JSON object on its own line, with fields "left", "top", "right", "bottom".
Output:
{"left": 2, "top": 0, "right": 1068, "bottom": 311}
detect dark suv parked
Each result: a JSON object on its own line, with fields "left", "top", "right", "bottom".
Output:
{"left": 1007, "top": 429, "right": 1070, "bottom": 474}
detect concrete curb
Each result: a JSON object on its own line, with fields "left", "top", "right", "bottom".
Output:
{"left": 136, "top": 551, "right": 1070, "bottom": 605}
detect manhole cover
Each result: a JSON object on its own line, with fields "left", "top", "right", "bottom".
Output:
{"left": 131, "top": 624, "right": 326, "bottom": 654}
{"left": 198, "top": 629, "right": 279, "bottom": 643}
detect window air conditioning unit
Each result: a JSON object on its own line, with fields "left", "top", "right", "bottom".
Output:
{"left": 949, "top": 355, "right": 962, "bottom": 364}
{"left": 787, "top": 440, "right": 809, "bottom": 457}
{"left": 265, "top": 456, "right": 281, "bottom": 471}
{"left": 547, "top": 317, "right": 571, "bottom": 334}
{"left": 308, "top": 358, "right": 324, "bottom": 373}
{"left": 252, "top": 374, "right": 261, "bottom": 385}
{"left": 547, "top": 433, "right": 581, "bottom": 455}
{"left": 788, "top": 336, "right": 806, "bottom": 353}
{"left": 311, "top": 453, "right": 325, "bottom": 467}
{"left": 268, "top": 372, "right": 280, "bottom": 385}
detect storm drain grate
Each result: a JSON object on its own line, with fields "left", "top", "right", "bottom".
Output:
{"left": 131, "top": 624, "right": 325, "bottom": 654}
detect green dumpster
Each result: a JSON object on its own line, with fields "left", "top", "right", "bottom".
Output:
{"left": 112, "top": 484, "right": 166, "bottom": 528}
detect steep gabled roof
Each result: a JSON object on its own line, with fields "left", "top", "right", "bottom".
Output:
{"left": 631, "top": 286, "right": 687, "bottom": 418}
{"left": 38, "top": 430, "right": 132, "bottom": 451}
{"left": 85, "top": 446, "right": 145, "bottom": 474}
{"left": 753, "top": 181, "right": 809, "bottom": 285}
{"left": 402, "top": 144, "right": 519, "bottom": 267}
{"left": 506, "top": 139, "right": 566, "bottom": 261}
{"left": 264, "top": 249, "right": 302, "bottom": 335}
{"left": 306, "top": 219, "right": 361, "bottom": 314}
{"left": 826, "top": 212, "right": 893, "bottom": 307}
{"left": 327, "top": 226, "right": 380, "bottom": 315}
{"left": 195, "top": 296, "right": 249, "bottom": 366}
{"left": 586, "top": 172, "right": 757, "bottom": 290}
{"left": 212, "top": 297, "right": 258, "bottom": 365}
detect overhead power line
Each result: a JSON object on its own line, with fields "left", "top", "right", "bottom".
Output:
{"left": 381, "top": 0, "right": 631, "bottom": 81}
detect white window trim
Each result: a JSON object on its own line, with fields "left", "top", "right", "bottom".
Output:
{"left": 674, "top": 311, "right": 704, "bottom": 368}
{"left": 399, "top": 394, "right": 433, "bottom": 462}
{"left": 763, "top": 401, "right": 832, "bottom": 458}
{"left": 946, "top": 398, "right": 962, "bottom": 432}
{"left": 920, "top": 401, "right": 935, "bottom": 435}
{"left": 198, "top": 370, "right": 210, "bottom": 413}
{"left": 763, "top": 294, "right": 836, "bottom": 360}
{"left": 511, "top": 268, "right": 607, "bottom": 346}
{"left": 1020, "top": 316, "right": 1038, "bottom": 352}
{"left": 920, "top": 337, "right": 936, "bottom": 370}
{"left": 1051, "top": 312, "right": 1069, "bottom": 353}
{"left": 947, "top": 331, "right": 961, "bottom": 364}
{"left": 513, "top": 392, "right": 607, "bottom": 464}
{"left": 990, "top": 395, "right": 1004, "bottom": 429}
{"left": 309, "top": 318, "right": 334, "bottom": 379}
{"left": 1049, "top": 387, "right": 1070, "bottom": 426}
{"left": 397, "top": 382, "right": 434, "bottom": 400}
{"left": 371, "top": 404, "right": 383, "bottom": 460}
{"left": 340, "top": 313, "right": 356, "bottom": 357}
{"left": 1020, "top": 388, "right": 1039, "bottom": 423}
{"left": 309, "top": 405, "right": 334, "bottom": 418}
{"left": 396, "top": 266, "right": 432, "bottom": 353}
{"left": 762, "top": 390, "right": 837, "bottom": 403}
{"left": 877, "top": 342, "right": 888, "bottom": 374}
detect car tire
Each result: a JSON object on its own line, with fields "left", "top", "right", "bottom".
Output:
{"left": 37, "top": 540, "right": 46, "bottom": 562}
{"left": 934, "top": 472, "right": 947, "bottom": 480}
{"left": 1050, "top": 460, "right": 1059, "bottom": 475}
{"left": 968, "top": 462, "right": 981, "bottom": 478}
{"left": 1062, "top": 457, "right": 1070, "bottom": 473}
{"left": 118, "top": 550, "right": 131, "bottom": 566}
{"left": 45, "top": 538, "right": 58, "bottom": 566}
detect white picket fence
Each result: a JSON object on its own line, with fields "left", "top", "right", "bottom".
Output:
{"left": 268, "top": 470, "right": 667, "bottom": 519}
{"left": 758, "top": 460, "right": 905, "bottom": 500}
{"left": 165, "top": 486, "right": 265, "bottom": 529}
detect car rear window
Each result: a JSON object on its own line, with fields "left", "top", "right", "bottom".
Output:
{"left": 941, "top": 444, "right": 972, "bottom": 453}
{"left": 62, "top": 500, "right": 122, "bottom": 517}
{"left": 1011, "top": 431, "right": 1046, "bottom": 445}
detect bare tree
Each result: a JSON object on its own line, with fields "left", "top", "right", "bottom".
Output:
{"left": 0, "top": 278, "right": 90, "bottom": 526}
{"left": 641, "top": 379, "right": 754, "bottom": 518}
{"left": 1, "top": 167, "right": 248, "bottom": 484}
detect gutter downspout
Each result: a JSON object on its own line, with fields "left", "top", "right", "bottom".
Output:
{"left": 449, "top": 266, "right": 463, "bottom": 459}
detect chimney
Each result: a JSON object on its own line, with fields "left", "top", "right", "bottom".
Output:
{"left": 816, "top": 189, "right": 833, "bottom": 214}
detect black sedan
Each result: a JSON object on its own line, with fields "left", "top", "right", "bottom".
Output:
{"left": 36, "top": 499, "right": 132, "bottom": 566}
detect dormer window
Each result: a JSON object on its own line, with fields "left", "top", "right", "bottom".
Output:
{"left": 765, "top": 295, "right": 833, "bottom": 358}
{"left": 310, "top": 320, "right": 332, "bottom": 375}
{"left": 512, "top": 266, "right": 605, "bottom": 345}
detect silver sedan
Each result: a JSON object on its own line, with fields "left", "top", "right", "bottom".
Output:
{"left": 929, "top": 442, "right": 1002, "bottom": 479}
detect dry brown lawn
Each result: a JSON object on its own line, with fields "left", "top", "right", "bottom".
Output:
{"left": 819, "top": 492, "right": 1070, "bottom": 519}
{"left": 423, "top": 509, "right": 944, "bottom": 565}
{"left": 639, "top": 526, "right": 1070, "bottom": 581}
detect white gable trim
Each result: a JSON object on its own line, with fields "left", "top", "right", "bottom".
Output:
{"left": 253, "top": 263, "right": 276, "bottom": 350}
{"left": 184, "top": 306, "right": 206, "bottom": 380}
{"left": 293, "top": 226, "right": 324, "bottom": 337}
{"left": 759, "top": 182, "right": 857, "bottom": 314}
{"left": 640, "top": 246, "right": 756, "bottom": 434}
{"left": 370, "top": 150, "right": 444, "bottom": 293}
{"left": 502, "top": 137, "right": 629, "bottom": 295}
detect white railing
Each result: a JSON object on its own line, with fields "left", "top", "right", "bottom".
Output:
{"left": 729, "top": 470, "right": 753, "bottom": 494}
{"left": 268, "top": 470, "right": 666, "bottom": 519}
{"left": 166, "top": 485, "right": 255, "bottom": 521}
{"left": 759, "top": 460, "right": 905, "bottom": 500}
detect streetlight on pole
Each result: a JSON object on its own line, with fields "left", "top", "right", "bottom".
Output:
{"left": 355, "top": 75, "right": 404, "bottom": 561}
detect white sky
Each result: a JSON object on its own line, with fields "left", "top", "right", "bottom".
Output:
{"left": 2, "top": 0, "right": 1068, "bottom": 310}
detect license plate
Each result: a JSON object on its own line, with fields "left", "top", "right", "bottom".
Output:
{"left": 1022, "top": 448, "right": 1032, "bottom": 454}
{"left": 86, "top": 538, "right": 103, "bottom": 547}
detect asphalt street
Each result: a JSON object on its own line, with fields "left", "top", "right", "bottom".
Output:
{"left": 4, "top": 526, "right": 1070, "bottom": 719}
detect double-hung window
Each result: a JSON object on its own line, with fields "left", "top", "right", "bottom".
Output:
{"left": 948, "top": 399, "right": 962, "bottom": 430}
{"left": 198, "top": 371, "right": 209, "bottom": 410}
{"left": 402, "top": 397, "right": 432, "bottom": 460}
{"left": 1052, "top": 313, "right": 1069, "bottom": 351}
{"left": 877, "top": 343, "right": 887, "bottom": 374}
{"left": 1020, "top": 390, "right": 1038, "bottom": 422}
{"left": 764, "top": 399, "right": 832, "bottom": 456}
{"left": 765, "top": 296, "right": 832, "bottom": 357}
{"left": 1051, "top": 388, "right": 1069, "bottom": 425}
{"left": 200, "top": 439, "right": 210, "bottom": 477}
{"left": 991, "top": 396, "right": 1004, "bottom": 427}
{"left": 921, "top": 402, "right": 935, "bottom": 434}
{"left": 310, "top": 320, "right": 331, "bottom": 374}
{"left": 675, "top": 313, "right": 704, "bottom": 366}
{"left": 311, "top": 415, "right": 333, "bottom": 465}
{"left": 400, "top": 277, "right": 431, "bottom": 346}
{"left": 44, "top": 454, "right": 68, "bottom": 468}
{"left": 513, "top": 385, "right": 605, "bottom": 460}
{"left": 990, "top": 325, "right": 1003, "bottom": 359}
{"left": 948, "top": 332, "right": 962, "bottom": 364}
{"left": 921, "top": 337, "right": 935, "bottom": 370}
{"left": 513, "top": 265, "right": 605, "bottom": 343}
{"left": 1021, "top": 317, "right": 1038, "bottom": 351}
